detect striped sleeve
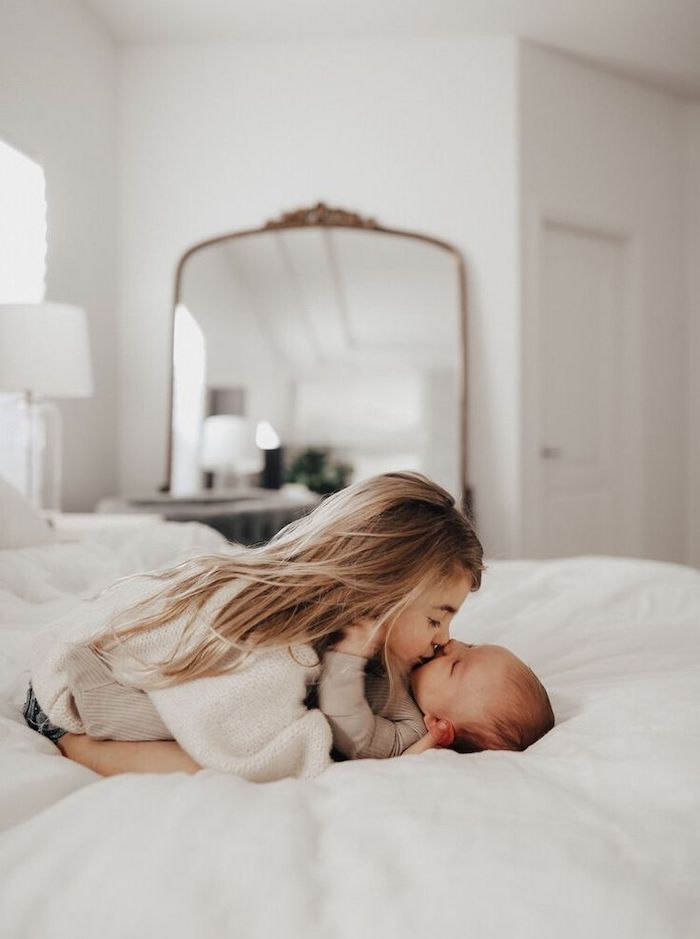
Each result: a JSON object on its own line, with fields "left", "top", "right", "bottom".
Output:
{"left": 318, "top": 651, "right": 426, "bottom": 759}
{"left": 64, "top": 644, "right": 172, "bottom": 741}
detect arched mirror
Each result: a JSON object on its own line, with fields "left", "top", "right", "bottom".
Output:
{"left": 165, "top": 203, "right": 472, "bottom": 515}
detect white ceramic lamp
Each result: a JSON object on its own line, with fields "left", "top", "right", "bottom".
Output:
{"left": 200, "top": 415, "right": 263, "bottom": 487}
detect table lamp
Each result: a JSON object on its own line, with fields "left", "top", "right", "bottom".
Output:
{"left": 200, "top": 415, "right": 263, "bottom": 488}
{"left": 0, "top": 303, "right": 93, "bottom": 510}
{"left": 256, "top": 420, "right": 284, "bottom": 489}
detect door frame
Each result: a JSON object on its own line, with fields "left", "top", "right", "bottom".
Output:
{"left": 520, "top": 199, "right": 644, "bottom": 559}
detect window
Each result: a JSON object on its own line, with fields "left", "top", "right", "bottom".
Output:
{"left": 0, "top": 138, "right": 48, "bottom": 489}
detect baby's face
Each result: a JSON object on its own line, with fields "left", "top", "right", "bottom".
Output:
{"left": 410, "top": 640, "right": 524, "bottom": 729}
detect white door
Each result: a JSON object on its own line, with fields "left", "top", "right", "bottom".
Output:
{"left": 536, "top": 221, "right": 630, "bottom": 557}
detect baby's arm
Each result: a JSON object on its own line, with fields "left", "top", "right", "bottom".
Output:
{"left": 319, "top": 650, "right": 426, "bottom": 759}
{"left": 402, "top": 720, "right": 455, "bottom": 755}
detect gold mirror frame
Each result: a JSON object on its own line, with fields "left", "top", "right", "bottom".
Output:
{"left": 164, "top": 203, "right": 473, "bottom": 517}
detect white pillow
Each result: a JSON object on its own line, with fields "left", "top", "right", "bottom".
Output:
{"left": 0, "top": 476, "right": 56, "bottom": 548}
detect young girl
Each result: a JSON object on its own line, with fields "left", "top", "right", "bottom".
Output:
{"left": 26, "top": 471, "right": 484, "bottom": 782}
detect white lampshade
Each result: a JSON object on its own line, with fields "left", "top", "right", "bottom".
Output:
{"left": 255, "top": 420, "right": 280, "bottom": 450}
{"left": 0, "top": 303, "right": 93, "bottom": 397}
{"left": 200, "top": 415, "right": 263, "bottom": 474}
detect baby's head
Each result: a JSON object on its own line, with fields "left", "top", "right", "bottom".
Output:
{"left": 410, "top": 640, "right": 554, "bottom": 752}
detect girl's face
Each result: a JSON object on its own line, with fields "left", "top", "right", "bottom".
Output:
{"left": 386, "top": 571, "right": 473, "bottom": 669}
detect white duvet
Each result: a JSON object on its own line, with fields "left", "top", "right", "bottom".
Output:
{"left": 0, "top": 522, "right": 698, "bottom": 939}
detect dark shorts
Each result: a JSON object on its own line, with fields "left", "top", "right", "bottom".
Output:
{"left": 23, "top": 684, "right": 67, "bottom": 743}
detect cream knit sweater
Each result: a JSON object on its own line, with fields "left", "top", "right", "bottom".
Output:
{"left": 30, "top": 575, "right": 333, "bottom": 783}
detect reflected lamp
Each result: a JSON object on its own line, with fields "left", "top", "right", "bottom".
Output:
{"left": 200, "top": 415, "right": 263, "bottom": 487}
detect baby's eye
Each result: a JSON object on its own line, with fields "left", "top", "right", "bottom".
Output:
{"left": 428, "top": 618, "right": 442, "bottom": 629}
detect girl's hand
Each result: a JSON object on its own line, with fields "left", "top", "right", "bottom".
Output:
{"left": 332, "top": 618, "right": 384, "bottom": 657}
{"left": 56, "top": 732, "right": 92, "bottom": 761}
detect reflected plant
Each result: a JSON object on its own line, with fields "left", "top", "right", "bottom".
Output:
{"left": 284, "top": 447, "right": 352, "bottom": 495}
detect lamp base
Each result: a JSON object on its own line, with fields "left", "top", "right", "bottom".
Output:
{"left": 0, "top": 393, "right": 29, "bottom": 496}
{"left": 261, "top": 447, "right": 284, "bottom": 490}
{"left": 33, "top": 398, "right": 62, "bottom": 510}
{"left": 0, "top": 394, "right": 63, "bottom": 511}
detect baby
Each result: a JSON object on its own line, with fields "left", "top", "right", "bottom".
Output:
{"left": 320, "top": 639, "right": 554, "bottom": 758}
{"left": 410, "top": 640, "right": 554, "bottom": 752}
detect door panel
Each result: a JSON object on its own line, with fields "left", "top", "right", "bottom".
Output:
{"left": 539, "top": 222, "right": 626, "bottom": 557}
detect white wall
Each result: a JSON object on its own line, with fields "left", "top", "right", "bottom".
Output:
{"left": 684, "top": 105, "right": 700, "bottom": 569}
{"left": 519, "top": 43, "right": 688, "bottom": 563}
{"left": 0, "top": 0, "right": 119, "bottom": 511}
{"left": 1, "top": 15, "right": 692, "bottom": 563}
{"left": 117, "top": 37, "right": 520, "bottom": 557}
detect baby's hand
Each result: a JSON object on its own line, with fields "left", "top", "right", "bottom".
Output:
{"left": 403, "top": 720, "right": 454, "bottom": 755}
{"left": 332, "top": 619, "right": 384, "bottom": 657}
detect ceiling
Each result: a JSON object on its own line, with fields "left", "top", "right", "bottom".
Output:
{"left": 180, "top": 227, "right": 460, "bottom": 378}
{"left": 82, "top": 0, "right": 700, "bottom": 99}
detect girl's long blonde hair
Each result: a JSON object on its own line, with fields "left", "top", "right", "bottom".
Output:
{"left": 90, "top": 471, "right": 485, "bottom": 687}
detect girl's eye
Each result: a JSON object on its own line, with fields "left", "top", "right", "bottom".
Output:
{"left": 429, "top": 618, "right": 442, "bottom": 629}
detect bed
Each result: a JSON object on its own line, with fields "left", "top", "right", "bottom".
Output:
{"left": 0, "top": 505, "right": 698, "bottom": 939}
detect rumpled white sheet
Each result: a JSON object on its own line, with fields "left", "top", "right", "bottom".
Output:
{"left": 0, "top": 523, "right": 698, "bottom": 939}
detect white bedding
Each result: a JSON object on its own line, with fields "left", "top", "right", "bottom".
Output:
{"left": 0, "top": 522, "right": 698, "bottom": 939}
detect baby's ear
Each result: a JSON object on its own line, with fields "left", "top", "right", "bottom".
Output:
{"left": 423, "top": 714, "right": 456, "bottom": 747}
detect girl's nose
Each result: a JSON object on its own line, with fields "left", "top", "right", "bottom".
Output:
{"left": 437, "top": 623, "right": 451, "bottom": 648}
{"left": 432, "top": 627, "right": 451, "bottom": 655}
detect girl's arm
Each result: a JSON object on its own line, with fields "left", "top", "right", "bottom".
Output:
{"left": 57, "top": 733, "right": 201, "bottom": 776}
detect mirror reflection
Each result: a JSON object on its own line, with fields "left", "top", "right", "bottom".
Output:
{"left": 169, "top": 209, "right": 466, "bottom": 505}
